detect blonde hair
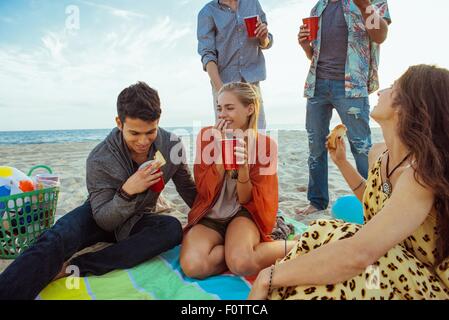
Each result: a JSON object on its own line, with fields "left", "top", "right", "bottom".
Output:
{"left": 218, "top": 82, "right": 260, "bottom": 138}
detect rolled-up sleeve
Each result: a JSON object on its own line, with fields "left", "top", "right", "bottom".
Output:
{"left": 86, "top": 159, "right": 138, "bottom": 232}
{"left": 255, "top": 0, "right": 273, "bottom": 50}
{"left": 197, "top": 8, "right": 217, "bottom": 71}
{"left": 372, "top": 0, "right": 392, "bottom": 24}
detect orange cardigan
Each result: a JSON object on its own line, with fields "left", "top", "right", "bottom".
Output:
{"left": 184, "top": 127, "right": 279, "bottom": 242}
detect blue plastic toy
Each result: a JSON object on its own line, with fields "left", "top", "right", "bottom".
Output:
{"left": 0, "top": 185, "right": 11, "bottom": 216}
{"left": 331, "top": 195, "right": 364, "bottom": 225}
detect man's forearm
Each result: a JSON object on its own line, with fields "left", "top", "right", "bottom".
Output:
{"left": 359, "top": 5, "right": 389, "bottom": 44}
{"left": 301, "top": 44, "right": 313, "bottom": 61}
{"left": 206, "top": 61, "right": 223, "bottom": 92}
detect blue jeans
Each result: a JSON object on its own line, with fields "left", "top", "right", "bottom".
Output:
{"left": 306, "top": 79, "right": 372, "bottom": 210}
{"left": 0, "top": 201, "right": 182, "bottom": 300}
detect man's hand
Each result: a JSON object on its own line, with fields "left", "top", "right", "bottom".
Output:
{"left": 255, "top": 20, "right": 269, "bottom": 47}
{"left": 353, "top": 0, "right": 371, "bottom": 11}
{"left": 121, "top": 163, "right": 163, "bottom": 195}
{"left": 298, "top": 24, "right": 311, "bottom": 48}
{"left": 353, "top": 0, "right": 388, "bottom": 43}
{"left": 213, "top": 80, "right": 223, "bottom": 93}
{"left": 298, "top": 24, "right": 314, "bottom": 60}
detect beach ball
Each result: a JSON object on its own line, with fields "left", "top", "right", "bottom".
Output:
{"left": 331, "top": 195, "right": 364, "bottom": 225}
{"left": 0, "top": 166, "right": 34, "bottom": 196}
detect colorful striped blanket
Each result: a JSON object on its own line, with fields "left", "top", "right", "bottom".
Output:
{"left": 38, "top": 216, "right": 307, "bottom": 300}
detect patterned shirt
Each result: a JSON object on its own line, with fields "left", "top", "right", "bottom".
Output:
{"left": 197, "top": 0, "right": 273, "bottom": 84}
{"left": 304, "top": 0, "right": 391, "bottom": 98}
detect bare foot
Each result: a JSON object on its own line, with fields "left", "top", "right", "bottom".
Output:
{"left": 295, "top": 204, "right": 319, "bottom": 215}
{"left": 53, "top": 261, "right": 71, "bottom": 281}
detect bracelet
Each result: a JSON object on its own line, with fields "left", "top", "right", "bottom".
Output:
{"left": 117, "top": 186, "right": 137, "bottom": 202}
{"left": 268, "top": 265, "right": 275, "bottom": 294}
{"left": 351, "top": 179, "right": 366, "bottom": 192}
{"left": 237, "top": 177, "right": 250, "bottom": 184}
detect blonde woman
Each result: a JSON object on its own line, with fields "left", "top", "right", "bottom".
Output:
{"left": 180, "top": 82, "right": 294, "bottom": 279}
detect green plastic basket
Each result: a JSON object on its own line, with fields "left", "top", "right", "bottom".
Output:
{"left": 0, "top": 165, "right": 60, "bottom": 259}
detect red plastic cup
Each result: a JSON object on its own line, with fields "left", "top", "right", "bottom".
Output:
{"left": 139, "top": 160, "right": 165, "bottom": 193}
{"left": 302, "top": 16, "right": 319, "bottom": 41}
{"left": 244, "top": 15, "right": 259, "bottom": 38}
{"left": 221, "top": 138, "right": 238, "bottom": 171}
{"left": 150, "top": 168, "right": 165, "bottom": 193}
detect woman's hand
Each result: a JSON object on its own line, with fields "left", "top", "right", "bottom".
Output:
{"left": 214, "top": 118, "right": 228, "bottom": 134}
{"left": 248, "top": 267, "right": 271, "bottom": 300}
{"left": 213, "top": 119, "right": 231, "bottom": 147}
{"left": 326, "top": 136, "right": 347, "bottom": 166}
{"left": 235, "top": 138, "right": 248, "bottom": 168}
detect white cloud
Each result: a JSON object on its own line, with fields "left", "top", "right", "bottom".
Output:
{"left": 80, "top": 0, "right": 147, "bottom": 19}
{"left": 0, "top": 0, "right": 449, "bottom": 131}
{"left": 41, "top": 31, "right": 68, "bottom": 64}
{"left": 0, "top": 14, "right": 198, "bottom": 130}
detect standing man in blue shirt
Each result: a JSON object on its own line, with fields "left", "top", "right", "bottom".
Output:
{"left": 197, "top": 0, "right": 273, "bottom": 130}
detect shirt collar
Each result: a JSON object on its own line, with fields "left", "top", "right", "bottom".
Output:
{"left": 153, "top": 127, "right": 163, "bottom": 152}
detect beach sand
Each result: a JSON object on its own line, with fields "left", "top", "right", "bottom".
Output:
{"left": 0, "top": 128, "right": 383, "bottom": 272}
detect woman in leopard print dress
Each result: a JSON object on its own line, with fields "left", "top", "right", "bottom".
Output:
{"left": 249, "top": 65, "right": 449, "bottom": 300}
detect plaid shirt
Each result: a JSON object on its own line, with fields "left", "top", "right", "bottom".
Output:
{"left": 304, "top": 0, "right": 391, "bottom": 98}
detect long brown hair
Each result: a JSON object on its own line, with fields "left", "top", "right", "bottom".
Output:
{"left": 394, "top": 65, "right": 449, "bottom": 265}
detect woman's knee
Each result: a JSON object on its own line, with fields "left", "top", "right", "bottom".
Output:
{"left": 180, "top": 254, "right": 210, "bottom": 279}
{"left": 226, "top": 251, "right": 258, "bottom": 276}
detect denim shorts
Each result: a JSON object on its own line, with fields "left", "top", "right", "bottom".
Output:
{"left": 198, "top": 207, "right": 253, "bottom": 239}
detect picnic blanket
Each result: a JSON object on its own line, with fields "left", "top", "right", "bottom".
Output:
{"left": 38, "top": 215, "right": 307, "bottom": 300}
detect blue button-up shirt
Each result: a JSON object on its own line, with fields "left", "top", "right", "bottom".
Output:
{"left": 197, "top": 0, "right": 273, "bottom": 84}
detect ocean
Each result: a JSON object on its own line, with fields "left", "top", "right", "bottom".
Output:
{"left": 0, "top": 129, "right": 112, "bottom": 145}
{"left": 0, "top": 125, "right": 310, "bottom": 145}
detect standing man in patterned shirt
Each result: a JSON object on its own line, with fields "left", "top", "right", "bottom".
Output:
{"left": 197, "top": 0, "right": 273, "bottom": 130}
{"left": 297, "top": 0, "right": 391, "bottom": 215}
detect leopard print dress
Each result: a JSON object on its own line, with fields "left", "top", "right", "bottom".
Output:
{"left": 269, "top": 152, "right": 449, "bottom": 300}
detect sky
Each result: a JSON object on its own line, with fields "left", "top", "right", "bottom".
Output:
{"left": 0, "top": 0, "right": 448, "bottom": 131}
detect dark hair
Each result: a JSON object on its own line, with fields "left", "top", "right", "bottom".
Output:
{"left": 394, "top": 64, "right": 449, "bottom": 265}
{"left": 117, "top": 82, "right": 161, "bottom": 123}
